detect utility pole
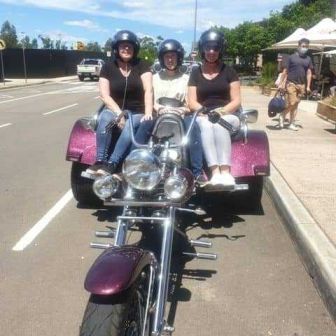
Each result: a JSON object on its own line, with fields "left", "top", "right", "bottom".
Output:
{"left": 21, "top": 32, "right": 27, "bottom": 84}
{"left": 193, "top": 0, "right": 198, "bottom": 51}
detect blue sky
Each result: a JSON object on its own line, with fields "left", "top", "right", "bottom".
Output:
{"left": 0, "top": 0, "right": 294, "bottom": 52}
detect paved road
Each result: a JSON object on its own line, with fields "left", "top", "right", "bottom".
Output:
{"left": 0, "top": 81, "right": 335, "bottom": 336}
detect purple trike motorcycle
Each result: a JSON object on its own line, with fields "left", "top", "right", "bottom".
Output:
{"left": 66, "top": 100, "right": 270, "bottom": 335}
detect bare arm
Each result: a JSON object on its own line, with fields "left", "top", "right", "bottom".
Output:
{"left": 187, "top": 86, "right": 203, "bottom": 111}
{"left": 99, "top": 77, "right": 122, "bottom": 114}
{"left": 279, "top": 68, "right": 288, "bottom": 89}
{"left": 219, "top": 81, "right": 241, "bottom": 115}
{"left": 306, "top": 68, "right": 312, "bottom": 92}
{"left": 141, "top": 71, "right": 153, "bottom": 119}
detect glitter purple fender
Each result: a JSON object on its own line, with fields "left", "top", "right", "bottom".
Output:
{"left": 66, "top": 118, "right": 270, "bottom": 177}
{"left": 84, "top": 246, "right": 156, "bottom": 295}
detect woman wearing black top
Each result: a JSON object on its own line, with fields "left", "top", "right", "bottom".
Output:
{"left": 87, "top": 30, "right": 153, "bottom": 175}
{"left": 188, "top": 29, "right": 241, "bottom": 186}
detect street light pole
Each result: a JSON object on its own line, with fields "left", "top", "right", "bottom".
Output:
{"left": 21, "top": 32, "right": 27, "bottom": 84}
{"left": 193, "top": 0, "right": 198, "bottom": 51}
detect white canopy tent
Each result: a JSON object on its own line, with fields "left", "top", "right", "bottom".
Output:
{"left": 268, "top": 18, "right": 336, "bottom": 51}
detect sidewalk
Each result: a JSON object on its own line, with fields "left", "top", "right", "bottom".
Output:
{"left": 0, "top": 75, "right": 77, "bottom": 90}
{"left": 242, "top": 86, "right": 336, "bottom": 320}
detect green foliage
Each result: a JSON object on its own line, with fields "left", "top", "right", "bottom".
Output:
{"left": 138, "top": 35, "right": 164, "bottom": 64}
{"left": 104, "top": 38, "right": 113, "bottom": 52}
{"left": 215, "top": 0, "right": 332, "bottom": 69}
{"left": 86, "top": 41, "right": 102, "bottom": 52}
{"left": 31, "top": 38, "right": 38, "bottom": 49}
{"left": 0, "top": 20, "right": 18, "bottom": 47}
{"left": 38, "top": 35, "right": 53, "bottom": 49}
{"left": 330, "top": 95, "right": 336, "bottom": 107}
{"left": 257, "top": 62, "right": 278, "bottom": 87}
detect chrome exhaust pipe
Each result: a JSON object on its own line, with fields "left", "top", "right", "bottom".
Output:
{"left": 183, "top": 252, "right": 217, "bottom": 260}
{"left": 189, "top": 239, "right": 212, "bottom": 248}
{"left": 90, "top": 242, "right": 111, "bottom": 249}
{"left": 95, "top": 230, "right": 115, "bottom": 238}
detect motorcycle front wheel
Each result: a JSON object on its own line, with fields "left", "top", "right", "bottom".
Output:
{"left": 79, "top": 279, "right": 148, "bottom": 336}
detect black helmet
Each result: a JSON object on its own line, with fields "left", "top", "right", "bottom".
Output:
{"left": 112, "top": 30, "right": 140, "bottom": 60}
{"left": 198, "top": 29, "right": 225, "bottom": 60}
{"left": 158, "top": 39, "right": 185, "bottom": 69}
{"left": 268, "top": 96, "right": 286, "bottom": 118}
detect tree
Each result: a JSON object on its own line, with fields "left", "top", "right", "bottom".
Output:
{"left": 31, "top": 38, "right": 38, "bottom": 49}
{"left": 19, "top": 35, "right": 32, "bottom": 48}
{"left": 214, "top": 0, "right": 332, "bottom": 69}
{"left": 0, "top": 20, "right": 18, "bottom": 47}
{"left": 104, "top": 38, "right": 113, "bottom": 52}
{"left": 86, "top": 41, "right": 102, "bottom": 52}
{"left": 38, "top": 35, "right": 54, "bottom": 49}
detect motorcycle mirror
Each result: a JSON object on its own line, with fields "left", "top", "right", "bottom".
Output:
{"left": 241, "top": 109, "right": 258, "bottom": 123}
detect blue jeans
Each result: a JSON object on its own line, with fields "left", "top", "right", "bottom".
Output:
{"left": 96, "top": 109, "right": 142, "bottom": 164}
{"left": 133, "top": 115, "right": 203, "bottom": 176}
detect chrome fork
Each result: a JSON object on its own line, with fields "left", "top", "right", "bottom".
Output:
{"left": 114, "top": 207, "right": 129, "bottom": 246}
{"left": 152, "top": 206, "right": 175, "bottom": 336}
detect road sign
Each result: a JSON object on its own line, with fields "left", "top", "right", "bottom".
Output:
{"left": 77, "top": 41, "right": 85, "bottom": 50}
{"left": 0, "top": 39, "right": 6, "bottom": 50}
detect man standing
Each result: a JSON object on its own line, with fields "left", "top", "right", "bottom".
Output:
{"left": 279, "top": 38, "right": 314, "bottom": 131}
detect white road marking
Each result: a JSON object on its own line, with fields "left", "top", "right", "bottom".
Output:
{"left": 0, "top": 123, "right": 12, "bottom": 128}
{"left": 12, "top": 189, "right": 73, "bottom": 251}
{"left": 0, "top": 94, "right": 14, "bottom": 99}
{"left": 0, "top": 92, "right": 49, "bottom": 104}
{"left": 43, "top": 103, "right": 78, "bottom": 115}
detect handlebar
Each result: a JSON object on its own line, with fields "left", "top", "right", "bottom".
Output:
{"left": 127, "top": 105, "right": 234, "bottom": 150}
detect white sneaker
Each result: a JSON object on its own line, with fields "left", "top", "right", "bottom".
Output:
{"left": 210, "top": 174, "right": 222, "bottom": 185}
{"left": 288, "top": 123, "right": 298, "bottom": 131}
{"left": 219, "top": 172, "right": 235, "bottom": 186}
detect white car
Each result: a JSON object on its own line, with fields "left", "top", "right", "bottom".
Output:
{"left": 77, "top": 58, "right": 105, "bottom": 81}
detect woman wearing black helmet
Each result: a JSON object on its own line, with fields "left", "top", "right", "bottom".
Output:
{"left": 87, "top": 30, "right": 153, "bottom": 175}
{"left": 134, "top": 39, "right": 205, "bottom": 183}
{"left": 188, "top": 29, "right": 241, "bottom": 186}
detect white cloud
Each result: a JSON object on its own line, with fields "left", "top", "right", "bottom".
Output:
{"left": 0, "top": 0, "right": 294, "bottom": 30}
{"left": 64, "top": 19, "right": 107, "bottom": 32}
{"left": 123, "top": 1, "right": 146, "bottom": 9}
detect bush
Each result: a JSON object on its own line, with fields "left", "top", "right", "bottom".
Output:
{"left": 259, "top": 62, "right": 278, "bottom": 88}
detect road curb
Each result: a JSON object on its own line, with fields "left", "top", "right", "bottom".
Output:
{"left": 0, "top": 77, "right": 77, "bottom": 91}
{"left": 265, "top": 164, "right": 336, "bottom": 321}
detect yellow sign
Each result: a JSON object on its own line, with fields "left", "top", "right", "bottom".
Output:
{"left": 0, "top": 39, "right": 6, "bottom": 50}
{"left": 77, "top": 41, "right": 85, "bottom": 50}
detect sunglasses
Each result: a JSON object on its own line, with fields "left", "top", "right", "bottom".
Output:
{"left": 204, "top": 44, "right": 220, "bottom": 52}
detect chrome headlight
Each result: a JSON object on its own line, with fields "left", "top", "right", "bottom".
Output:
{"left": 122, "top": 149, "right": 161, "bottom": 191}
{"left": 164, "top": 175, "right": 188, "bottom": 200}
{"left": 93, "top": 175, "right": 120, "bottom": 199}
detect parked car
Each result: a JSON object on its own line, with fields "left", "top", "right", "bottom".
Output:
{"left": 77, "top": 58, "right": 105, "bottom": 81}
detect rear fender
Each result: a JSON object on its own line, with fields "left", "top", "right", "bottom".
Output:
{"left": 84, "top": 246, "right": 156, "bottom": 295}
{"left": 65, "top": 118, "right": 96, "bottom": 165}
{"left": 231, "top": 130, "right": 270, "bottom": 177}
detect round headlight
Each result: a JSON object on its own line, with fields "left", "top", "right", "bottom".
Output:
{"left": 93, "top": 175, "right": 120, "bottom": 199}
{"left": 164, "top": 175, "right": 188, "bottom": 200}
{"left": 122, "top": 149, "right": 161, "bottom": 191}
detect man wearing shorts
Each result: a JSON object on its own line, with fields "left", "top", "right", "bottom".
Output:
{"left": 279, "top": 38, "right": 313, "bottom": 131}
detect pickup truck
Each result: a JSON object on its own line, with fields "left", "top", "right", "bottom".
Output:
{"left": 77, "top": 59, "right": 105, "bottom": 81}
